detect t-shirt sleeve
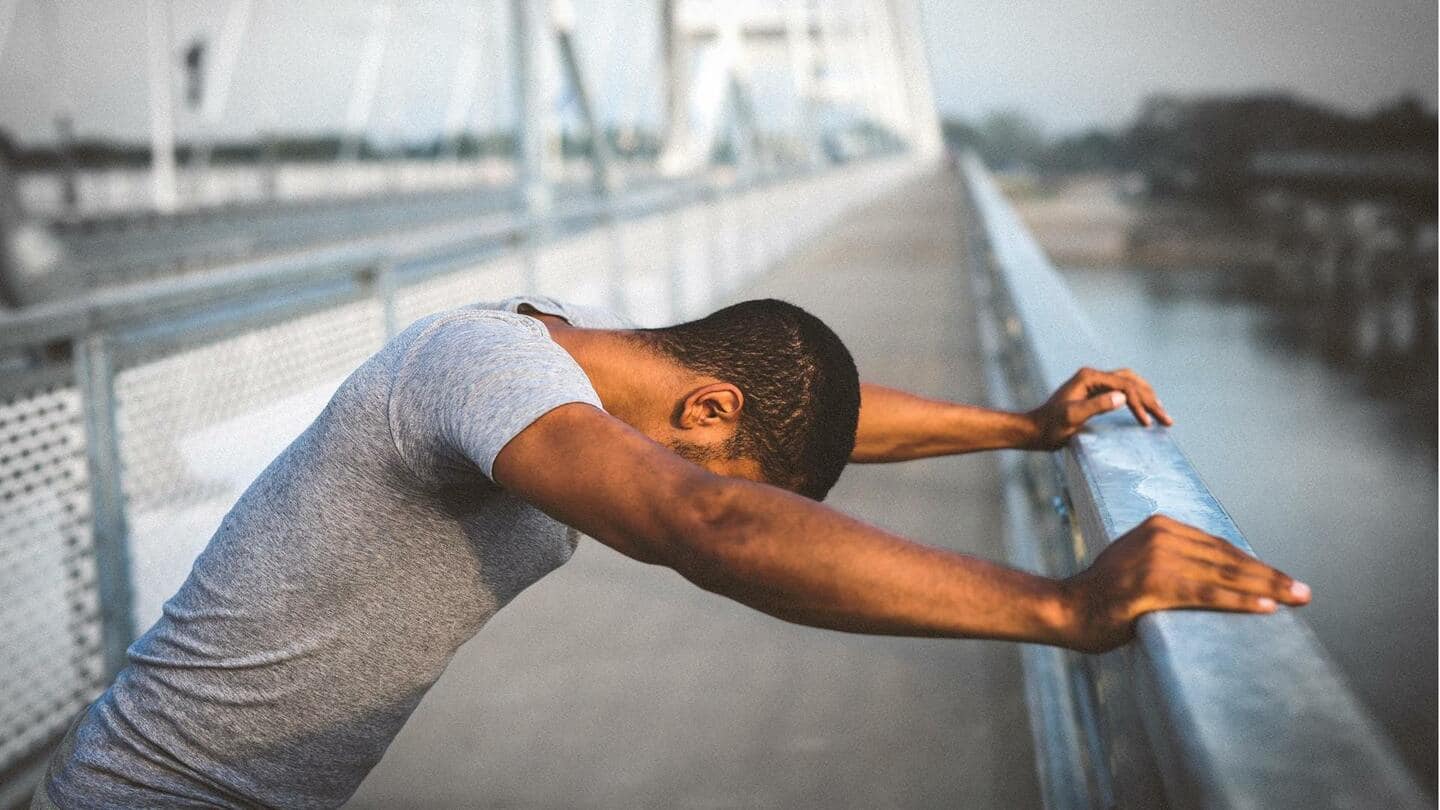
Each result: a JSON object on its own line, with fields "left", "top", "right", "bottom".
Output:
{"left": 387, "top": 309, "right": 603, "bottom": 481}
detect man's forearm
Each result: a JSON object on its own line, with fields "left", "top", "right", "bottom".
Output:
{"left": 851, "top": 383, "right": 1040, "bottom": 462}
{"left": 672, "top": 476, "right": 1078, "bottom": 647}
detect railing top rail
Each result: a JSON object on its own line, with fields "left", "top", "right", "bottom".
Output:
{"left": 960, "top": 153, "right": 1426, "bottom": 809}
{"left": 0, "top": 166, "right": 758, "bottom": 353}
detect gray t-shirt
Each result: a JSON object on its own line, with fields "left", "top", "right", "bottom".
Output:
{"left": 45, "top": 296, "right": 631, "bottom": 808}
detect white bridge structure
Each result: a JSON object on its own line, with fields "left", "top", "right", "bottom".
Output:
{"left": 0, "top": 1, "right": 946, "bottom": 805}
{"left": 3, "top": 0, "right": 938, "bottom": 221}
{"left": 0, "top": 2, "right": 1428, "bottom": 808}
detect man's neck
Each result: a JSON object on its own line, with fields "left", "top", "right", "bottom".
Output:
{"left": 530, "top": 317, "right": 686, "bottom": 434}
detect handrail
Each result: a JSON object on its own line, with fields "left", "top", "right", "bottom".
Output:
{"left": 0, "top": 178, "right": 691, "bottom": 352}
{"left": 0, "top": 160, "right": 824, "bottom": 353}
{"left": 960, "top": 153, "right": 1427, "bottom": 809}
{"left": 0, "top": 153, "right": 929, "bottom": 802}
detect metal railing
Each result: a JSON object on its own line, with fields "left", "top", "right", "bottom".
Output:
{"left": 0, "top": 154, "right": 929, "bottom": 800}
{"left": 960, "top": 153, "right": 1427, "bottom": 808}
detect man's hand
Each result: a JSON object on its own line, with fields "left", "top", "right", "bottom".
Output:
{"left": 1062, "top": 515, "right": 1311, "bottom": 653}
{"left": 1027, "top": 367, "right": 1174, "bottom": 450}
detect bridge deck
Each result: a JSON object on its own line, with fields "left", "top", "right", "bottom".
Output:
{"left": 345, "top": 171, "right": 1041, "bottom": 808}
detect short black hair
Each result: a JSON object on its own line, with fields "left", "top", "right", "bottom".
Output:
{"left": 639, "top": 299, "right": 859, "bottom": 500}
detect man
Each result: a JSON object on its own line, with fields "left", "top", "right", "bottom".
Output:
{"left": 37, "top": 295, "right": 1309, "bottom": 808}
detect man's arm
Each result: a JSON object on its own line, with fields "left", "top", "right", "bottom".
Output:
{"left": 852, "top": 367, "right": 1175, "bottom": 462}
{"left": 493, "top": 403, "right": 1307, "bottom": 654}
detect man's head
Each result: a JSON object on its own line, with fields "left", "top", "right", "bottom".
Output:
{"left": 634, "top": 299, "right": 860, "bottom": 501}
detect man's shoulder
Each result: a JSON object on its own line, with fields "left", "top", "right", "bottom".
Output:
{"left": 467, "top": 295, "right": 636, "bottom": 331}
{"left": 390, "top": 307, "right": 550, "bottom": 364}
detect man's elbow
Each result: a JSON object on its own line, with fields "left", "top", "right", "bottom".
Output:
{"left": 659, "top": 477, "right": 752, "bottom": 581}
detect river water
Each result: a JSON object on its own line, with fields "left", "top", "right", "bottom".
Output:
{"left": 1060, "top": 265, "right": 1437, "bottom": 792}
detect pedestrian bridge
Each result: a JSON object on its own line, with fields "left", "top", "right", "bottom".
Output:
{"left": 345, "top": 164, "right": 1042, "bottom": 808}
{"left": 1, "top": 153, "right": 1427, "bottom": 808}
{"left": 6, "top": 0, "right": 1433, "bottom": 803}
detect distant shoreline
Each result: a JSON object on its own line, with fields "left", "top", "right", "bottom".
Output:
{"left": 1002, "top": 172, "right": 1273, "bottom": 270}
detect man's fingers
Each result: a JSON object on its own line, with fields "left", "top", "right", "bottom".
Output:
{"left": 1173, "top": 583, "right": 1279, "bottom": 615}
{"left": 1132, "top": 386, "right": 1173, "bottom": 427}
{"left": 1066, "top": 390, "right": 1128, "bottom": 425}
{"left": 1078, "top": 368, "right": 1174, "bottom": 428}
{"left": 1175, "top": 553, "right": 1311, "bottom": 606}
{"left": 1167, "top": 529, "right": 1309, "bottom": 604}
{"left": 1146, "top": 395, "right": 1174, "bottom": 426}
{"left": 1080, "top": 371, "right": 1151, "bottom": 426}
{"left": 1135, "top": 516, "right": 1312, "bottom": 608}
{"left": 1129, "top": 394, "right": 1153, "bottom": 427}
{"left": 1129, "top": 575, "right": 1274, "bottom": 618}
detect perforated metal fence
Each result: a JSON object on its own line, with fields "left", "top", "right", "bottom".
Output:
{"left": 114, "top": 300, "right": 388, "bottom": 628}
{"left": 0, "top": 156, "right": 929, "bottom": 792}
{"left": 0, "top": 380, "right": 103, "bottom": 778}
{"left": 394, "top": 255, "right": 527, "bottom": 329}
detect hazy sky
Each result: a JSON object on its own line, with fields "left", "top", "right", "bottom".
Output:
{"left": 919, "top": 0, "right": 1438, "bottom": 133}
{"left": 0, "top": 0, "right": 1434, "bottom": 143}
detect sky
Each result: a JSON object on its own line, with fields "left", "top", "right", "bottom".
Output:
{"left": 0, "top": 0, "right": 1434, "bottom": 144}
{"left": 918, "top": 0, "right": 1438, "bottom": 133}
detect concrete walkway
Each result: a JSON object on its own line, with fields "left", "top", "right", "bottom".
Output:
{"left": 346, "top": 171, "right": 1041, "bottom": 809}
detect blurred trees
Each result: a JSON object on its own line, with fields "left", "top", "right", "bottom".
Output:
{"left": 943, "top": 110, "right": 1126, "bottom": 175}
{"left": 943, "top": 94, "right": 1437, "bottom": 200}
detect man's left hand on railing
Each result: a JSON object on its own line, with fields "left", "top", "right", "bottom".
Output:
{"left": 1025, "top": 366, "right": 1174, "bottom": 450}
{"left": 849, "top": 368, "right": 1172, "bottom": 463}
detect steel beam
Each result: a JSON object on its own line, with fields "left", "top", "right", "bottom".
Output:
{"left": 145, "top": 0, "right": 178, "bottom": 214}
{"left": 553, "top": 1, "right": 617, "bottom": 197}
{"left": 75, "top": 333, "right": 137, "bottom": 678}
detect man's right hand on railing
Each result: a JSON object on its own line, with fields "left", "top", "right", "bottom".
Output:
{"left": 1061, "top": 514, "right": 1312, "bottom": 654}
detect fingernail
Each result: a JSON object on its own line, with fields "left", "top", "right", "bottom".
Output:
{"left": 1257, "top": 597, "right": 1276, "bottom": 611}
{"left": 1290, "top": 581, "right": 1311, "bottom": 600}
{"left": 1110, "top": 392, "right": 1126, "bottom": 407}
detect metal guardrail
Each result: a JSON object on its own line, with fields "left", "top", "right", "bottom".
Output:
{"left": 960, "top": 153, "right": 1428, "bottom": 808}
{"left": 0, "top": 154, "right": 927, "bottom": 800}
{"left": 0, "top": 169, "right": 760, "bottom": 352}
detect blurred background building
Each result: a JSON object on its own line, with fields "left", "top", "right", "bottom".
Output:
{"left": 0, "top": 1, "right": 1434, "bottom": 807}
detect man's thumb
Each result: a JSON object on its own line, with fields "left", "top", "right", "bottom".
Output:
{"left": 1068, "top": 391, "right": 1126, "bottom": 424}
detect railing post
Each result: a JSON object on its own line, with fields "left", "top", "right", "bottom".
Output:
{"left": 604, "top": 199, "right": 628, "bottom": 317}
{"left": 74, "top": 333, "right": 136, "bottom": 678}
{"left": 702, "top": 185, "right": 721, "bottom": 299}
{"left": 511, "top": 0, "right": 550, "bottom": 294}
{"left": 666, "top": 204, "right": 684, "bottom": 322}
{"left": 370, "top": 261, "right": 398, "bottom": 338}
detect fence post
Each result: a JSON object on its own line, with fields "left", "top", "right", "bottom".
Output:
{"left": 371, "top": 261, "right": 398, "bottom": 338}
{"left": 706, "top": 184, "right": 724, "bottom": 300}
{"left": 605, "top": 205, "right": 628, "bottom": 317}
{"left": 511, "top": 0, "right": 550, "bottom": 294}
{"left": 666, "top": 204, "right": 684, "bottom": 321}
{"left": 74, "top": 333, "right": 136, "bottom": 678}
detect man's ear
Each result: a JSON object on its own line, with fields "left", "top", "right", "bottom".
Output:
{"left": 677, "top": 382, "right": 744, "bottom": 429}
